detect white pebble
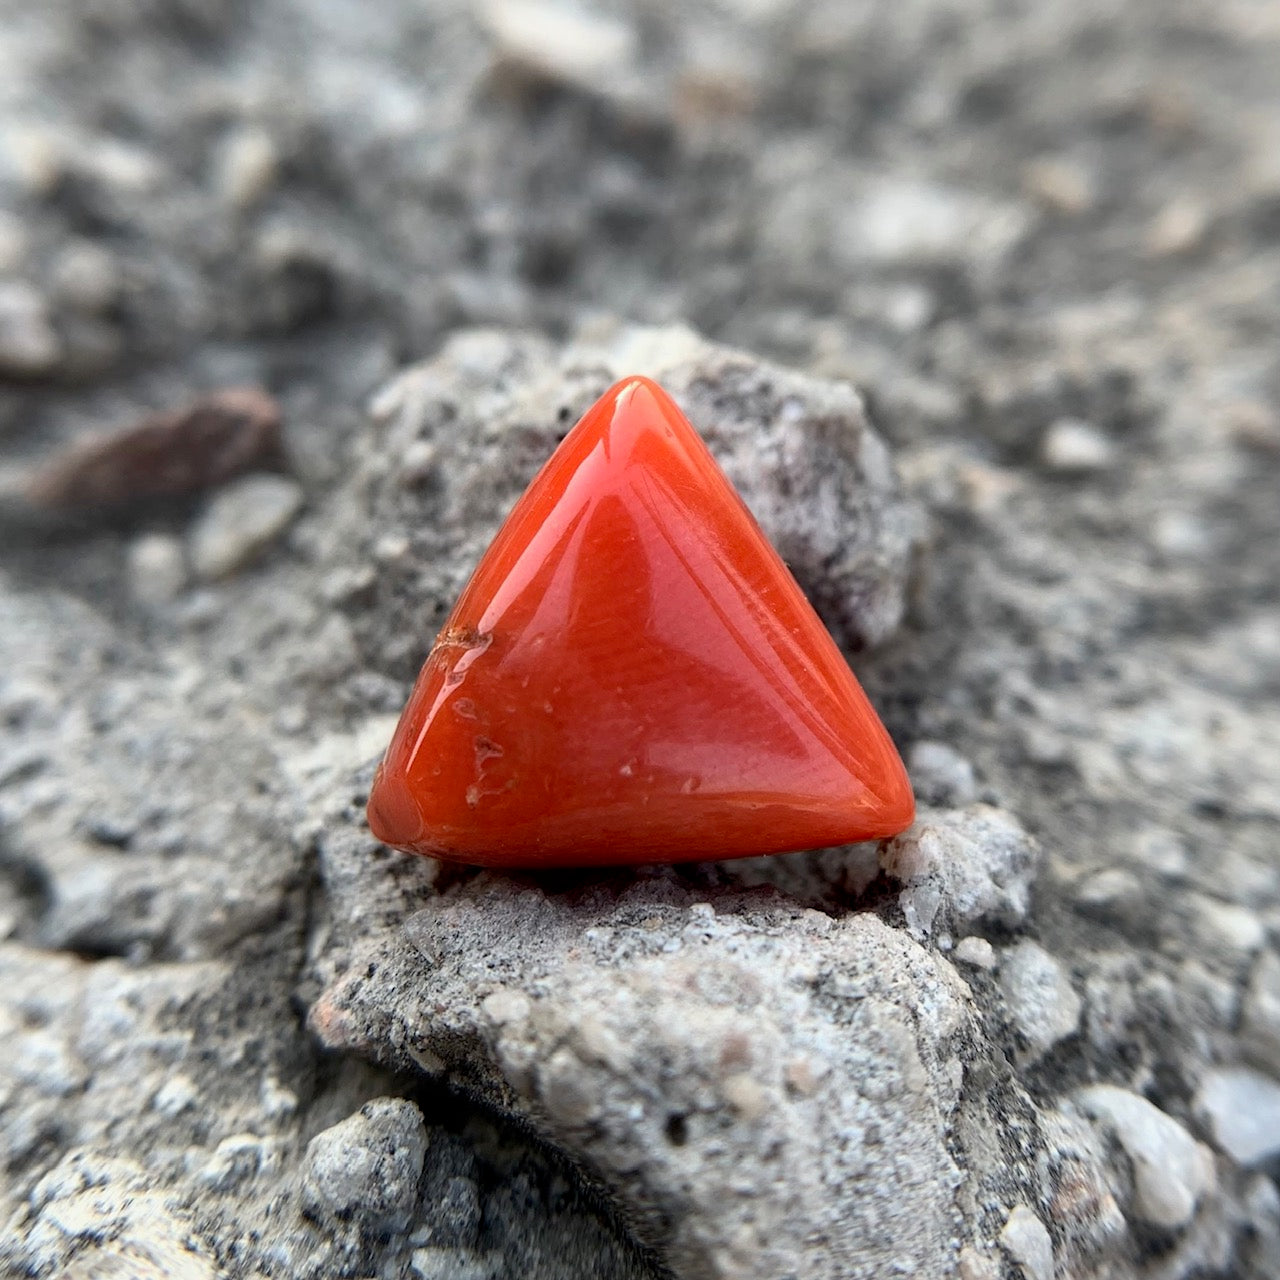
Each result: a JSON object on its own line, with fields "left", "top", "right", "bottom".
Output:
{"left": 953, "top": 937, "right": 997, "bottom": 970}
{"left": 1074, "top": 1085, "right": 1215, "bottom": 1229}
{"left": 151, "top": 1074, "right": 199, "bottom": 1118}
{"left": 1000, "top": 940, "right": 1082, "bottom": 1063}
{"left": 1041, "top": 419, "right": 1114, "bottom": 473}
{"left": 1243, "top": 950, "right": 1280, "bottom": 1068}
{"left": 1196, "top": 1068, "right": 1280, "bottom": 1167}
{"left": 0, "top": 281, "right": 60, "bottom": 377}
{"left": 217, "top": 127, "right": 279, "bottom": 209}
{"left": 189, "top": 474, "right": 303, "bottom": 580}
{"left": 51, "top": 241, "right": 121, "bottom": 315}
{"left": 1073, "top": 868, "right": 1142, "bottom": 917}
{"left": 482, "top": 0, "right": 637, "bottom": 91}
{"left": 127, "top": 534, "right": 188, "bottom": 605}
{"left": 999, "top": 1204, "right": 1054, "bottom": 1280}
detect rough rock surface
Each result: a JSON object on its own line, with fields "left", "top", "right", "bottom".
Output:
{"left": 2, "top": 1, "right": 1280, "bottom": 1278}
{"left": 311, "top": 875, "right": 1038, "bottom": 1279}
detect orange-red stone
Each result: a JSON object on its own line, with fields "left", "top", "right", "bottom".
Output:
{"left": 368, "top": 376, "right": 914, "bottom": 867}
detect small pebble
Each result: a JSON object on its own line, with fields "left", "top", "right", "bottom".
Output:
{"left": 482, "top": 0, "right": 637, "bottom": 92}
{"left": 1073, "top": 868, "right": 1143, "bottom": 920}
{"left": 199, "top": 1134, "right": 277, "bottom": 1192}
{"left": 410, "top": 1247, "right": 497, "bottom": 1280}
{"left": 1000, "top": 940, "right": 1082, "bottom": 1063}
{"left": 1196, "top": 1068, "right": 1280, "bottom": 1167}
{"left": 721, "top": 1072, "right": 769, "bottom": 1121}
{"left": 953, "top": 937, "right": 997, "bottom": 970}
{"left": 881, "top": 806, "right": 1039, "bottom": 941}
{"left": 398, "top": 439, "right": 439, "bottom": 486}
{"left": 1185, "top": 894, "right": 1266, "bottom": 963}
{"left": 189, "top": 474, "right": 303, "bottom": 580}
{"left": 373, "top": 532, "right": 412, "bottom": 564}
{"left": 1152, "top": 511, "right": 1210, "bottom": 559}
{"left": 1074, "top": 1084, "right": 1214, "bottom": 1229}
{"left": 3, "top": 123, "right": 65, "bottom": 195}
{"left": 881, "top": 283, "right": 936, "bottom": 334}
{"left": 957, "top": 1245, "right": 1001, "bottom": 1280}
{"left": 0, "top": 209, "right": 27, "bottom": 270}
{"left": 217, "top": 126, "right": 279, "bottom": 209}
{"left": 0, "top": 281, "right": 61, "bottom": 378}
{"left": 1022, "top": 156, "right": 1094, "bottom": 215}
{"left": 301, "top": 1097, "right": 428, "bottom": 1231}
{"left": 906, "top": 741, "right": 977, "bottom": 807}
{"left": 259, "top": 1075, "right": 299, "bottom": 1121}
{"left": 27, "top": 387, "right": 284, "bottom": 513}
{"left": 1242, "top": 950, "right": 1280, "bottom": 1069}
{"left": 1041, "top": 419, "right": 1114, "bottom": 473}
{"left": 152, "top": 1074, "right": 199, "bottom": 1118}
{"left": 1131, "top": 826, "right": 1188, "bottom": 880}
{"left": 1146, "top": 198, "right": 1208, "bottom": 257}
{"left": 127, "top": 534, "right": 188, "bottom": 605}
{"left": 51, "top": 241, "right": 121, "bottom": 315}
{"left": 481, "top": 987, "right": 531, "bottom": 1025}
{"left": 999, "top": 1204, "right": 1054, "bottom": 1280}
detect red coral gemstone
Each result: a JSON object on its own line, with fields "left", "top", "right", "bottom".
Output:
{"left": 368, "top": 376, "right": 914, "bottom": 868}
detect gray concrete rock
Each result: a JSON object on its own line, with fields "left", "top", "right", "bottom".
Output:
{"left": 9, "top": 1150, "right": 218, "bottom": 1279}
{"left": 309, "top": 871, "right": 1104, "bottom": 1280}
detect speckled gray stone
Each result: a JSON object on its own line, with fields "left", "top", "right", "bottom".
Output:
{"left": 881, "top": 805, "right": 1040, "bottom": 941}
{"left": 1000, "top": 940, "right": 1083, "bottom": 1064}
{"left": 308, "top": 870, "right": 1103, "bottom": 1280}
{"left": 301, "top": 1098, "right": 428, "bottom": 1231}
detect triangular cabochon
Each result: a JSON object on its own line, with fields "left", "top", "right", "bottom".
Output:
{"left": 368, "top": 376, "right": 914, "bottom": 867}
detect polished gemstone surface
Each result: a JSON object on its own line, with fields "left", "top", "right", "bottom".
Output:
{"left": 368, "top": 376, "right": 914, "bottom": 867}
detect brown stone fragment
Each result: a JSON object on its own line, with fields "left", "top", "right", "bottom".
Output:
{"left": 27, "top": 387, "right": 284, "bottom": 512}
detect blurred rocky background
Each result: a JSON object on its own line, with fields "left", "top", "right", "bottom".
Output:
{"left": 1, "top": 1, "right": 1279, "bottom": 1277}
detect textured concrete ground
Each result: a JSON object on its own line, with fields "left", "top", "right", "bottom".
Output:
{"left": 1, "top": 1, "right": 1279, "bottom": 1277}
